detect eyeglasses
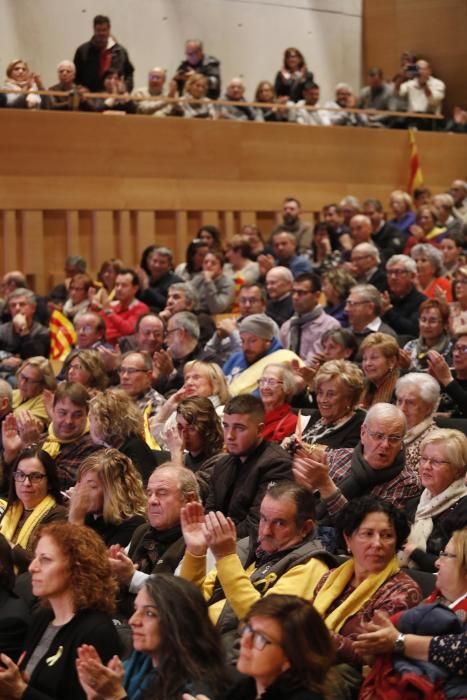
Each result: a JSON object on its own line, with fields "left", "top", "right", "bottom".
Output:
{"left": 439, "top": 550, "right": 457, "bottom": 560}
{"left": 420, "top": 455, "right": 451, "bottom": 468}
{"left": 238, "top": 622, "right": 281, "bottom": 651}
{"left": 387, "top": 269, "right": 410, "bottom": 277}
{"left": 13, "top": 470, "right": 47, "bottom": 483}
{"left": 165, "top": 328, "right": 179, "bottom": 336}
{"left": 365, "top": 428, "right": 403, "bottom": 446}
{"left": 259, "top": 378, "right": 284, "bottom": 388}
{"left": 345, "top": 300, "right": 369, "bottom": 308}
{"left": 419, "top": 317, "right": 441, "bottom": 325}
{"left": 18, "top": 374, "right": 42, "bottom": 385}
{"left": 453, "top": 344, "right": 467, "bottom": 355}
{"left": 118, "top": 367, "right": 147, "bottom": 376}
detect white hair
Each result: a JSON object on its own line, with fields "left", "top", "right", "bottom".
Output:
{"left": 395, "top": 373, "right": 440, "bottom": 412}
{"left": 364, "top": 402, "right": 407, "bottom": 435}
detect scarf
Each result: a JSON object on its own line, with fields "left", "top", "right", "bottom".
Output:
{"left": 403, "top": 416, "right": 435, "bottom": 448}
{"left": 404, "top": 479, "right": 466, "bottom": 564}
{"left": 133, "top": 523, "right": 183, "bottom": 574}
{"left": 42, "top": 420, "right": 90, "bottom": 458}
{"left": 228, "top": 349, "right": 301, "bottom": 397}
{"left": 124, "top": 651, "right": 157, "bottom": 700}
{"left": 302, "top": 411, "right": 356, "bottom": 444}
{"left": 288, "top": 306, "right": 323, "bottom": 355}
{"left": 0, "top": 494, "right": 56, "bottom": 548}
{"left": 411, "top": 333, "right": 451, "bottom": 369}
{"left": 360, "top": 369, "right": 399, "bottom": 409}
{"left": 313, "top": 555, "right": 400, "bottom": 632}
{"left": 338, "top": 442, "right": 405, "bottom": 501}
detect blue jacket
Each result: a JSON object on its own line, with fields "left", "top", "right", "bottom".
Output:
{"left": 223, "top": 336, "right": 283, "bottom": 390}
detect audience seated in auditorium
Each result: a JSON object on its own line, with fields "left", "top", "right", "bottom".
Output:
{"left": 73, "top": 311, "right": 108, "bottom": 352}
{"left": 380, "top": 254, "right": 427, "bottom": 339}
{"left": 358, "top": 67, "right": 393, "bottom": 126}
{"left": 269, "top": 196, "right": 314, "bottom": 254}
{"left": 190, "top": 251, "right": 235, "bottom": 314}
{"left": 280, "top": 273, "right": 340, "bottom": 364}
{"left": 388, "top": 189, "right": 416, "bottom": 238}
{"left": 88, "top": 389, "right": 156, "bottom": 484}
{"left": 0, "top": 446, "right": 66, "bottom": 572}
{"left": 159, "top": 282, "right": 215, "bottom": 347}
{"left": 3, "top": 59, "right": 43, "bottom": 110}
{"left": 0, "top": 532, "right": 30, "bottom": 662}
{"left": 1, "top": 271, "right": 48, "bottom": 326}
{"left": 108, "top": 464, "right": 199, "bottom": 604}
{"left": 346, "top": 284, "right": 397, "bottom": 347}
{"left": 274, "top": 47, "right": 314, "bottom": 103}
{"left": 153, "top": 311, "right": 206, "bottom": 395}
{"left": 173, "top": 39, "right": 221, "bottom": 100}
{"left": 349, "top": 242, "right": 387, "bottom": 291}
{"left": 117, "top": 350, "right": 165, "bottom": 423}
{"left": 427, "top": 328, "right": 467, "bottom": 417}
{"left": 395, "top": 59, "right": 445, "bottom": 116}
{"left": 360, "top": 332, "right": 400, "bottom": 408}
{"left": 363, "top": 198, "right": 404, "bottom": 260}
{"left": 68, "top": 448, "right": 146, "bottom": 547}
{"left": 405, "top": 206, "right": 447, "bottom": 253}
{"left": 100, "top": 268, "right": 149, "bottom": 346}
{"left": 402, "top": 298, "right": 452, "bottom": 371}
{"left": 0, "top": 289, "right": 50, "bottom": 380}
{"left": 400, "top": 429, "right": 467, "bottom": 572}
{"left": 253, "top": 80, "right": 291, "bottom": 122}
{"left": 178, "top": 73, "right": 217, "bottom": 119}
{"left": 410, "top": 243, "right": 452, "bottom": 302}
{"left": 262, "top": 231, "right": 312, "bottom": 278}
{"left": 322, "top": 203, "right": 351, "bottom": 251}
{"left": 258, "top": 363, "right": 298, "bottom": 443}
{"left": 118, "top": 312, "right": 164, "bottom": 356}
{"left": 395, "top": 372, "right": 440, "bottom": 473}
{"left": 62, "top": 272, "right": 93, "bottom": 320}
{"left": 312, "top": 497, "right": 422, "bottom": 696}
{"left": 132, "top": 66, "right": 172, "bottom": 115}
{"left": 432, "top": 193, "right": 463, "bottom": 238}
{"left": 204, "top": 283, "right": 271, "bottom": 363}
{"left": 47, "top": 60, "right": 89, "bottom": 111}
{"left": 205, "top": 395, "right": 293, "bottom": 538}
{"left": 73, "top": 14, "right": 134, "bottom": 92}
{"left": 295, "top": 81, "right": 331, "bottom": 126}
{"left": 224, "top": 235, "right": 260, "bottom": 300}
{"left": 93, "top": 69, "right": 136, "bottom": 113}
{"left": 450, "top": 266, "right": 467, "bottom": 333}
{"left": 293, "top": 403, "right": 421, "bottom": 522}
{"left": 450, "top": 179, "right": 467, "bottom": 223}
{"left": 181, "top": 482, "right": 336, "bottom": 655}
{"left": 324, "top": 83, "right": 367, "bottom": 127}
{"left": 12, "top": 356, "right": 56, "bottom": 429}
{"left": 62, "top": 349, "right": 109, "bottom": 393}
{"left": 218, "top": 78, "right": 256, "bottom": 121}
{"left": 265, "top": 267, "right": 294, "bottom": 327}
{"left": 321, "top": 268, "right": 356, "bottom": 327}
{"left": 440, "top": 233, "right": 465, "bottom": 281}
{"left": 174, "top": 238, "right": 209, "bottom": 282}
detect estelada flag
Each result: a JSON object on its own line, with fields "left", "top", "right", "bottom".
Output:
{"left": 407, "top": 128, "right": 424, "bottom": 194}
{"left": 49, "top": 309, "right": 77, "bottom": 360}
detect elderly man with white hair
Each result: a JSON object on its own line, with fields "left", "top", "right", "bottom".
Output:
{"left": 350, "top": 242, "right": 387, "bottom": 291}
{"left": 324, "top": 83, "right": 367, "bottom": 127}
{"left": 132, "top": 66, "right": 173, "bottom": 115}
{"left": 449, "top": 179, "right": 467, "bottom": 224}
{"left": 265, "top": 266, "right": 294, "bottom": 326}
{"left": 380, "top": 254, "right": 427, "bottom": 338}
{"left": 395, "top": 372, "right": 441, "bottom": 473}
{"left": 47, "top": 60, "right": 89, "bottom": 110}
{"left": 293, "top": 403, "right": 422, "bottom": 522}
{"left": 217, "top": 77, "right": 256, "bottom": 121}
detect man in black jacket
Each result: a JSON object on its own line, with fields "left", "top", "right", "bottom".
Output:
{"left": 205, "top": 395, "right": 292, "bottom": 539}
{"left": 174, "top": 39, "right": 221, "bottom": 99}
{"left": 73, "top": 14, "right": 134, "bottom": 92}
{"left": 381, "top": 255, "right": 427, "bottom": 340}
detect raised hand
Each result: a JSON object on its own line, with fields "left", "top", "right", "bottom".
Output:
{"left": 204, "top": 511, "right": 237, "bottom": 560}
{"left": 76, "top": 644, "right": 125, "bottom": 700}
{"left": 180, "top": 502, "right": 208, "bottom": 556}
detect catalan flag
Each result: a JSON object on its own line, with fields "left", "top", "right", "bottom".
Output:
{"left": 407, "top": 128, "right": 424, "bottom": 194}
{"left": 49, "top": 310, "right": 77, "bottom": 360}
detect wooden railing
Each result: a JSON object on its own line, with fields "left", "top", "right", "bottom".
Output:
{"left": 0, "top": 109, "right": 465, "bottom": 294}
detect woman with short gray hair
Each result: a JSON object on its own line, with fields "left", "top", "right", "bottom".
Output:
{"left": 259, "top": 363, "right": 298, "bottom": 442}
{"left": 400, "top": 428, "right": 467, "bottom": 571}
{"left": 410, "top": 243, "right": 452, "bottom": 301}
{"left": 395, "top": 372, "right": 440, "bottom": 473}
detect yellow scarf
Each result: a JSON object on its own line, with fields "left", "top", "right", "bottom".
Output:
{"left": 0, "top": 494, "right": 57, "bottom": 549}
{"left": 42, "top": 420, "right": 90, "bottom": 458}
{"left": 229, "top": 349, "right": 302, "bottom": 396}
{"left": 313, "top": 555, "right": 400, "bottom": 632}
{"left": 143, "top": 402, "right": 161, "bottom": 451}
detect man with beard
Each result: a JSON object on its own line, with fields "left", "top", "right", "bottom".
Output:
{"left": 153, "top": 311, "right": 205, "bottom": 395}
{"left": 223, "top": 314, "right": 299, "bottom": 396}
{"left": 269, "top": 197, "right": 314, "bottom": 253}
{"left": 73, "top": 14, "right": 134, "bottom": 92}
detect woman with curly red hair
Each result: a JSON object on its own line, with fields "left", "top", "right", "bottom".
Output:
{"left": 0, "top": 522, "right": 121, "bottom": 700}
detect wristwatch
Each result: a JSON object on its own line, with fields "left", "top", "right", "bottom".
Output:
{"left": 393, "top": 632, "right": 406, "bottom": 655}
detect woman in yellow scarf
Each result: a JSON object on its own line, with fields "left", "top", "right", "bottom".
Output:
{"left": 0, "top": 446, "right": 66, "bottom": 572}
{"left": 12, "top": 357, "right": 56, "bottom": 430}
{"left": 312, "top": 497, "right": 423, "bottom": 696}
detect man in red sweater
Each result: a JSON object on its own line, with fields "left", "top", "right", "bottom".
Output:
{"left": 101, "top": 269, "right": 148, "bottom": 345}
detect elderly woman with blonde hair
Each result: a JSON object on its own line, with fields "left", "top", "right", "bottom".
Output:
{"left": 3, "top": 58, "right": 43, "bottom": 109}
{"left": 297, "top": 360, "right": 365, "bottom": 449}
{"left": 68, "top": 448, "right": 146, "bottom": 547}
{"left": 399, "top": 428, "right": 467, "bottom": 572}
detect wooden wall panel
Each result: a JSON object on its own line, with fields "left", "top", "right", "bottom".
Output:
{"left": 0, "top": 111, "right": 466, "bottom": 294}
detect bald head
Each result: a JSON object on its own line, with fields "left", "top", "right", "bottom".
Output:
{"left": 350, "top": 215, "right": 372, "bottom": 244}
{"left": 266, "top": 266, "right": 294, "bottom": 300}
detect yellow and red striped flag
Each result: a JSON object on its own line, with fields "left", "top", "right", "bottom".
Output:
{"left": 49, "top": 309, "right": 77, "bottom": 360}
{"left": 407, "top": 128, "right": 424, "bottom": 194}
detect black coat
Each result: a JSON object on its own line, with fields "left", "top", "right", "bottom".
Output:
{"left": 382, "top": 286, "right": 427, "bottom": 339}
{"left": 0, "top": 587, "right": 30, "bottom": 661}
{"left": 226, "top": 675, "right": 325, "bottom": 700}
{"left": 22, "top": 608, "right": 121, "bottom": 700}
{"left": 301, "top": 409, "right": 366, "bottom": 449}
{"left": 73, "top": 40, "right": 134, "bottom": 92}
{"left": 205, "top": 440, "right": 293, "bottom": 539}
